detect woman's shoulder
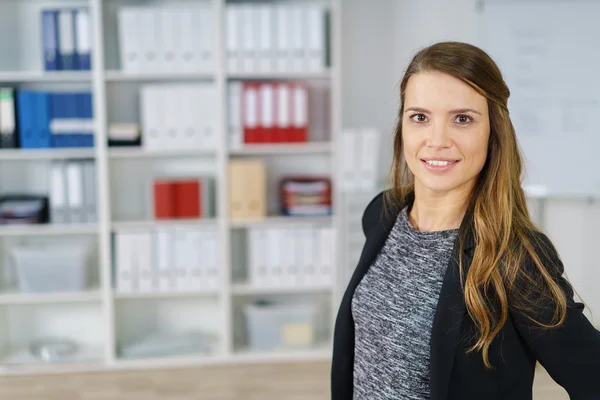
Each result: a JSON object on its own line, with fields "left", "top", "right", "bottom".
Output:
{"left": 361, "top": 189, "right": 401, "bottom": 237}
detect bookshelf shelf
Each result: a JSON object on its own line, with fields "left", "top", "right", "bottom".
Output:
{"left": 230, "top": 215, "right": 333, "bottom": 228}
{"left": 227, "top": 71, "right": 332, "bottom": 80}
{"left": 113, "top": 290, "right": 220, "bottom": 300}
{"left": 0, "top": 0, "right": 343, "bottom": 376}
{"left": 231, "top": 283, "right": 332, "bottom": 296}
{"left": 0, "top": 71, "right": 92, "bottom": 83}
{"left": 105, "top": 70, "right": 215, "bottom": 82}
{"left": 0, "top": 223, "right": 98, "bottom": 237}
{"left": 0, "top": 148, "right": 95, "bottom": 161}
{"left": 111, "top": 218, "right": 218, "bottom": 230}
{"left": 0, "top": 290, "right": 101, "bottom": 305}
{"left": 228, "top": 142, "right": 332, "bottom": 156}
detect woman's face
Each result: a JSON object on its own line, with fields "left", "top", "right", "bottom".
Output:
{"left": 402, "top": 71, "right": 490, "bottom": 196}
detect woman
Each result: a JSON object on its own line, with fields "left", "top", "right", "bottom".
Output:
{"left": 331, "top": 41, "right": 600, "bottom": 400}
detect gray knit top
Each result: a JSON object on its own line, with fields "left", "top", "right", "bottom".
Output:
{"left": 351, "top": 205, "right": 459, "bottom": 400}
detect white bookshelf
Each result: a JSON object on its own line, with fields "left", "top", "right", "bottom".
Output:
{"left": 0, "top": 0, "right": 343, "bottom": 375}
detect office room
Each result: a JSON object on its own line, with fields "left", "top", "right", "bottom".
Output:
{"left": 0, "top": 0, "right": 598, "bottom": 398}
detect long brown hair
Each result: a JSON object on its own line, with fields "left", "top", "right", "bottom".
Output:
{"left": 386, "top": 41, "right": 581, "bottom": 369}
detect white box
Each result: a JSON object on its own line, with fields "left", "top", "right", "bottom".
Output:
{"left": 244, "top": 300, "right": 318, "bottom": 351}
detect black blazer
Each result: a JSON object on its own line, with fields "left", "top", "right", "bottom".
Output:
{"left": 331, "top": 190, "right": 600, "bottom": 400}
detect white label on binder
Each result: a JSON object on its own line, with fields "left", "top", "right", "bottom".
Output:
{"left": 260, "top": 84, "right": 274, "bottom": 129}
{"left": 58, "top": 10, "right": 75, "bottom": 55}
{"left": 277, "top": 84, "right": 290, "bottom": 128}
{"left": 75, "top": 8, "right": 91, "bottom": 54}
{"left": 245, "top": 87, "right": 258, "bottom": 128}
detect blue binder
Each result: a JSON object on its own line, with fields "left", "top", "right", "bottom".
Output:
{"left": 50, "top": 93, "right": 67, "bottom": 147}
{"left": 74, "top": 9, "right": 91, "bottom": 71}
{"left": 17, "top": 91, "right": 37, "bottom": 148}
{"left": 41, "top": 10, "right": 59, "bottom": 71}
{"left": 34, "top": 92, "right": 52, "bottom": 148}
{"left": 76, "top": 92, "right": 94, "bottom": 147}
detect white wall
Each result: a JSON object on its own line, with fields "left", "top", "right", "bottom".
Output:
{"left": 341, "top": 0, "right": 600, "bottom": 323}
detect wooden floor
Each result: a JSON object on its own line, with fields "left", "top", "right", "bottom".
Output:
{"left": 0, "top": 362, "right": 567, "bottom": 399}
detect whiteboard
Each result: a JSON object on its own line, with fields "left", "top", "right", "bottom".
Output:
{"left": 476, "top": 0, "right": 600, "bottom": 198}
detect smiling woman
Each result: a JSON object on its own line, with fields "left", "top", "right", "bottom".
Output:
{"left": 331, "top": 41, "right": 600, "bottom": 400}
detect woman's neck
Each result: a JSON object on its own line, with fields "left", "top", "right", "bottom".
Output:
{"left": 408, "top": 184, "right": 470, "bottom": 232}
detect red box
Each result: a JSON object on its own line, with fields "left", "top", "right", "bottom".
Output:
{"left": 153, "top": 180, "right": 175, "bottom": 219}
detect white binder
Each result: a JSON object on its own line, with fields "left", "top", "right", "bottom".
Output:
{"left": 116, "top": 232, "right": 135, "bottom": 293}
{"left": 118, "top": 8, "right": 140, "bottom": 72}
{"left": 275, "top": 4, "right": 292, "bottom": 73}
{"left": 66, "top": 161, "right": 84, "bottom": 223}
{"left": 155, "top": 227, "right": 174, "bottom": 292}
{"left": 158, "top": 9, "right": 177, "bottom": 73}
{"left": 135, "top": 231, "right": 155, "bottom": 292}
{"left": 226, "top": 5, "right": 241, "bottom": 73}
{"left": 290, "top": 4, "right": 307, "bottom": 72}
{"left": 307, "top": 4, "right": 325, "bottom": 72}
{"left": 49, "top": 161, "right": 68, "bottom": 223}
{"left": 228, "top": 81, "right": 243, "bottom": 149}
{"left": 198, "top": 5, "right": 215, "bottom": 73}
{"left": 241, "top": 4, "right": 257, "bottom": 73}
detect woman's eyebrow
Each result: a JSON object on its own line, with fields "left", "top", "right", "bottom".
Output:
{"left": 404, "top": 106, "right": 482, "bottom": 116}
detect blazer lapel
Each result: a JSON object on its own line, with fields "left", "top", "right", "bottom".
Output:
{"left": 429, "top": 223, "right": 476, "bottom": 400}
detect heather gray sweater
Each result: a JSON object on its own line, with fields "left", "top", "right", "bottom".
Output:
{"left": 351, "top": 206, "right": 458, "bottom": 400}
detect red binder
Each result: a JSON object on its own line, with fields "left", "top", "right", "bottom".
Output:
{"left": 153, "top": 180, "right": 175, "bottom": 219}
{"left": 259, "top": 82, "right": 276, "bottom": 143}
{"left": 174, "top": 180, "right": 201, "bottom": 218}
{"left": 275, "top": 82, "right": 292, "bottom": 143}
{"left": 242, "top": 82, "right": 261, "bottom": 143}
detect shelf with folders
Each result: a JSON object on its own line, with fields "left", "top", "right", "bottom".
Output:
{"left": 0, "top": 0, "right": 342, "bottom": 374}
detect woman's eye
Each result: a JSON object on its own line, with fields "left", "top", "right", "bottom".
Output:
{"left": 410, "top": 114, "right": 428, "bottom": 123}
{"left": 455, "top": 115, "right": 472, "bottom": 124}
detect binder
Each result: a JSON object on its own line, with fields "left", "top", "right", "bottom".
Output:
{"left": 242, "top": 82, "right": 260, "bottom": 143}
{"left": 228, "top": 81, "right": 243, "bottom": 149}
{"left": 116, "top": 232, "right": 135, "bottom": 293}
{"left": 256, "top": 5, "right": 274, "bottom": 73}
{"left": 204, "top": 231, "right": 219, "bottom": 291}
{"left": 158, "top": 9, "right": 177, "bottom": 73}
{"left": 152, "top": 179, "right": 175, "bottom": 219}
{"left": 307, "top": 5, "right": 326, "bottom": 72}
{"left": 34, "top": 91, "right": 52, "bottom": 148}
{"left": 41, "top": 10, "right": 60, "bottom": 71}
{"left": 49, "top": 160, "right": 68, "bottom": 223}
{"left": 290, "top": 82, "right": 308, "bottom": 142}
{"left": 275, "top": 5, "right": 292, "bottom": 73}
{"left": 186, "top": 228, "right": 205, "bottom": 291}
{"left": 0, "top": 88, "right": 17, "bottom": 148}
{"left": 57, "top": 9, "right": 76, "bottom": 70}
{"left": 177, "top": 9, "right": 196, "bottom": 73}
{"left": 162, "top": 85, "right": 182, "bottom": 149}
{"left": 198, "top": 6, "right": 215, "bottom": 73}
{"left": 17, "top": 91, "right": 36, "bottom": 148}
{"left": 74, "top": 8, "right": 92, "bottom": 70}
{"left": 275, "top": 82, "right": 292, "bottom": 142}
{"left": 259, "top": 83, "right": 276, "bottom": 143}
{"left": 138, "top": 8, "right": 159, "bottom": 72}
{"left": 280, "top": 227, "right": 297, "bottom": 287}
{"left": 266, "top": 228, "right": 283, "bottom": 287}
{"left": 174, "top": 179, "right": 201, "bottom": 218}
{"left": 240, "top": 4, "right": 257, "bottom": 73}
{"left": 135, "top": 231, "right": 155, "bottom": 292}
{"left": 140, "top": 85, "right": 166, "bottom": 150}
{"left": 82, "top": 160, "right": 97, "bottom": 222}
{"left": 290, "top": 5, "right": 307, "bottom": 72}
{"left": 297, "top": 226, "right": 315, "bottom": 286}
{"left": 66, "top": 161, "right": 85, "bottom": 223}
{"left": 78, "top": 91, "right": 94, "bottom": 147}
{"left": 226, "top": 5, "right": 241, "bottom": 73}
{"left": 173, "top": 227, "right": 191, "bottom": 292}
{"left": 195, "top": 84, "right": 218, "bottom": 150}
{"left": 318, "top": 227, "right": 335, "bottom": 285}
{"left": 118, "top": 8, "right": 140, "bottom": 72}
{"left": 155, "top": 227, "right": 175, "bottom": 292}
